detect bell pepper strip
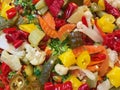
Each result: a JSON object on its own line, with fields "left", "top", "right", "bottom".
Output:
{"left": 78, "top": 83, "right": 90, "bottom": 90}
{"left": 13, "top": 39, "right": 24, "bottom": 48}
{"left": 63, "top": 2, "right": 78, "bottom": 19}
{"left": 107, "top": 66, "right": 120, "bottom": 88}
{"left": 58, "top": 49, "right": 76, "bottom": 67}
{"left": 81, "top": 16, "right": 88, "bottom": 27}
{"left": 6, "top": 7, "right": 17, "bottom": 19}
{"left": 55, "top": 18, "right": 66, "bottom": 29}
{"left": 38, "top": 15, "right": 58, "bottom": 38}
{"left": 104, "top": 0, "right": 120, "bottom": 18}
{"left": 77, "top": 51, "right": 91, "bottom": 69}
{"left": 90, "top": 53, "right": 106, "bottom": 61}
{"left": 19, "top": 24, "right": 38, "bottom": 33}
{"left": 3, "top": 27, "right": 17, "bottom": 34}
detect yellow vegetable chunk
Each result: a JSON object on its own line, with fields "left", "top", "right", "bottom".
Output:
{"left": 58, "top": 49, "right": 76, "bottom": 67}
{"left": 66, "top": 75, "right": 82, "bottom": 90}
{"left": 107, "top": 66, "right": 120, "bottom": 88}
{"left": 77, "top": 51, "right": 91, "bottom": 69}
{"left": 98, "top": 0, "right": 105, "bottom": 10}
{"left": 19, "top": 24, "right": 38, "bottom": 33}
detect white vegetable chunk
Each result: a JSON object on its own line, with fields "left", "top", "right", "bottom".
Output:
{"left": 55, "top": 64, "right": 69, "bottom": 75}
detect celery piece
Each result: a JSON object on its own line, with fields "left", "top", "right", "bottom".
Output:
{"left": 37, "top": 6, "right": 48, "bottom": 15}
{"left": 35, "top": 0, "right": 46, "bottom": 10}
{"left": 28, "top": 29, "right": 45, "bottom": 47}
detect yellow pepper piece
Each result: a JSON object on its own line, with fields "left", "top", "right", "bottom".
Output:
{"left": 77, "top": 51, "right": 90, "bottom": 69}
{"left": 97, "top": 14, "right": 115, "bottom": 33}
{"left": 66, "top": 76, "right": 82, "bottom": 90}
{"left": 58, "top": 49, "right": 76, "bottom": 67}
{"left": 0, "top": 2, "right": 13, "bottom": 19}
{"left": 19, "top": 24, "right": 38, "bottom": 33}
{"left": 24, "top": 65, "right": 33, "bottom": 76}
{"left": 107, "top": 66, "right": 120, "bottom": 88}
{"left": 98, "top": 0, "right": 105, "bottom": 10}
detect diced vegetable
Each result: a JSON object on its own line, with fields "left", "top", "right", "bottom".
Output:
{"left": 58, "top": 49, "right": 76, "bottom": 67}
{"left": 28, "top": 29, "right": 45, "bottom": 47}
{"left": 107, "top": 66, "right": 120, "bottom": 88}
{"left": 77, "top": 51, "right": 91, "bottom": 69}
{"left": 19, "top": 24, "right": 38, "bottom": 33}
{"left": 35, "top": 0, "right": 46, "bottom": 10}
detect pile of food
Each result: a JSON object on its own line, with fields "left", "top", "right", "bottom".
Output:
{"left": 0, "top": 0, "right": 120, "bottom": 90}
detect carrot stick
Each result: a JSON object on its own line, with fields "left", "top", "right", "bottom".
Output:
{"left": 73, "top": 45, "right": 105, "bottom": 57}
{"left": 42, "top": 12, "right": 55, "bottom": 30}
{"left": 58, "top": 24, "right": 76, "bottom": 40}
{"left": 38, "top": 15, "right": 58, "bottom": 38}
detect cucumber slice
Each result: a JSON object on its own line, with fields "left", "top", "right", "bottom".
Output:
{"left": 28, "top": 29, "right": 45, "bottom": 47}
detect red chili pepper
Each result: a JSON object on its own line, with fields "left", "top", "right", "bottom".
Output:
{"left": 81, "top": 16, "right": 88, "bottom": 27}
{"left": 3, "top": 27, "right": 17, "bottom": 34}
{"left": 32, "top": 0, "right": 39, "bottom": 4}
{"left": 62, "top": 81, "right": 73, "bottom": 90}
{"left": 105, "top": 0, "right": 120, "bottom": 18}
{"left": 6, "top": 7, "right": 17, "bottom": 19}
{"left": 13, "top": 39, "right": 23, "bottom": 48}
{"left": 1, "top": 62, "right": 11, "bottom": 76}
{"left": 63, "top": 2, "right": 78, "bottom": 19}
{"left": 44, "top": 82, "right": 55, "bottom": 90}
{"left": 78, "top": 83, "right": 90, "bottom": 90}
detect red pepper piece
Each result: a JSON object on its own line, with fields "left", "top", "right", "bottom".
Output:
{"left": 5, "top": 34, "right": 14, "bottom": 43}
{"left": 6, "top": 7, "right": 17, "bottom": 19}
{"left": 91, "top": 53, "right": 106, "bottom": 61}
{"left": 63, "top": 2, "right": 78, "bottom": 19}
{"left": 105, "top": 0, "right": 120, "bottom": 18}
{"left": 44, "top": 82, "right": 55, "bottom": 90}
{"left": 0, "top": 75, "right": 9, "bottom": 86}
{"left": 13, "top": 40, "right": 23, "bottom": 48}
{"left": 55, "top": 18, "right": 66, "bottom": 29}
{"left": 3, "top": 27, "right": 17, "bottom": 34}
{"left": 0, "top": 88, "right": 4, "bottom": 90}
{"left": 1, "top": 62, "right": 11, "bottom": 76}
{"left": 78, "top": 83, "right": 90, "bottom": 90}
{"left": 82, "top": 16, "right": 88, "bottom": 27}
{"left": 54, "top": 84, "right": 62, "bottom": 90}
{"left": 62, "top": 81, "right": 73, "bottom": 90}
{"left": 45, "top": 0, "right": 64, "bottom": 17}
{"left": 19, "top": 31, "right": 29, "bottom": 40}
{"left": 32, "top": 0, "right": 39, "bottom": 4}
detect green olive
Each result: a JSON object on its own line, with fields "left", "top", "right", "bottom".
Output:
{"left": 10, "top": 74, "right": 25, "bottom": 90}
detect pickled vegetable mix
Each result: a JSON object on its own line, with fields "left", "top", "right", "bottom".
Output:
{"left": 1, "top": 0, "right": 120, "bottom": 90}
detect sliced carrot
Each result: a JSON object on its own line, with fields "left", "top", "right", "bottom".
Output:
{"left": 38, "top": 15, "right": 58, "bottom": 38}
{"left": 42, "top": 12, "right": 55, "bottom": 30}
{"left": 73, "top": 45, "right": 105, "bottom": 57}
{"left": 98, "top": 48, "right": 109, "bottom": 77}
{"left": 83, "top": 45, "right": 105, "bottom": 54}
{"left": 87, "top": 65, "right": 99, "bottom": 72}
{"left": 58, "top": 24, "right": 76, "bottom": 40}
{"left": 88, "top": 60, "right": 104, "bottom": 66}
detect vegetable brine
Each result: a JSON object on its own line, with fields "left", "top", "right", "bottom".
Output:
{"left": 0, "top": 0, "right": 120, "bottom": 90}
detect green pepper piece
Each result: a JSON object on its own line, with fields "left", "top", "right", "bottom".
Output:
{"left": 39, "top": 56, "right": 57, "bottom": 85}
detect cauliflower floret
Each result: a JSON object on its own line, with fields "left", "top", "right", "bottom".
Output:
{"left": 1, "top": 50, "right": 22, "bottom": 71}
{"left": 55, "top": 64, "right": 69, "bottom": 75}
{"left": 107, "top": 48, "right": 118, "bottom": 68}
{"left": 24, "top": 43, "right": 46, "bottom": 65}
{"left": 116, "top": 17, "right": 120, "bottom": 28}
